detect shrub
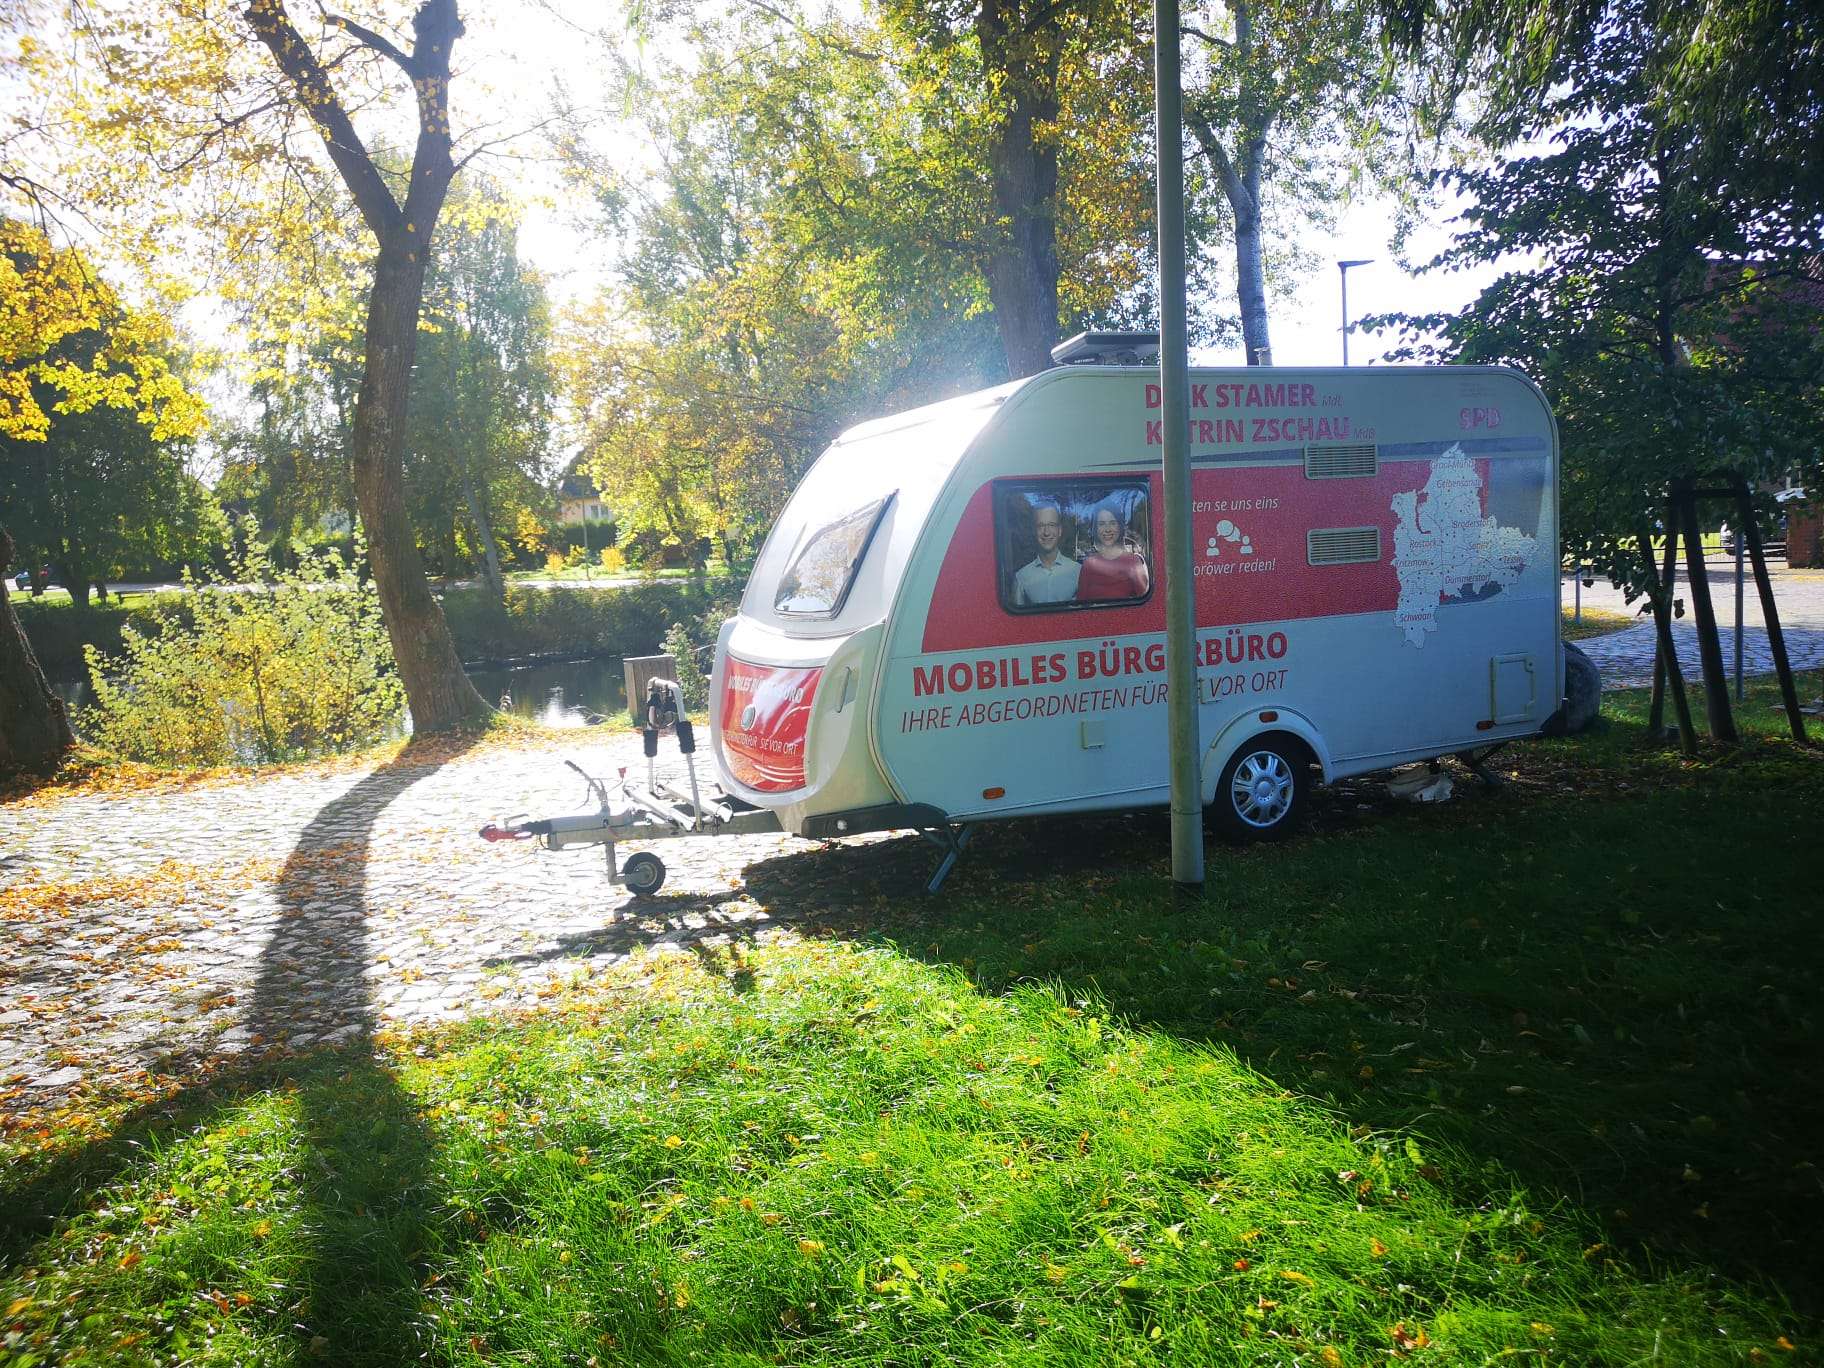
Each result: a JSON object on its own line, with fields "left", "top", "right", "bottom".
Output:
{"left": 81, "top": 531, "right": 404, "bottom": 766}
{"left": 661, "top": 620, "right": 708, "bottom": 708}
{"left": 438, "top": 581, "right": 727, "bottom": 664}
{"left": 598, "top": 546, "right": 625, "bottom": 574}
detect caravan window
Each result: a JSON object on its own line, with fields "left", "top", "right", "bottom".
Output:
{"left": 995, "top": 480, "right": 1153, "bottom": 613}
{"left": 773, "top": 494, "right": 894, "bottom": 618}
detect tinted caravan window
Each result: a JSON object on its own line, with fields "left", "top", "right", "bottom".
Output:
{"left": 996, "top": 480, "right": 1153, "bottom": 613}
{"left": 773, "top": 494, "right": 894, "bottom": 618}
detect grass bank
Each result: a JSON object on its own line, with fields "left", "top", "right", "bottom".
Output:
{"left": 11, "top": 592, "right": 190, "bottom": 677}
{"left": 438, "top": 580, "right": 729, "bottom": 665}
{"left": 15, "top": 580, "right": 731, "bottom": 679}
{"left": 2, "top": 677, "right": 1817, "bottom": 1364}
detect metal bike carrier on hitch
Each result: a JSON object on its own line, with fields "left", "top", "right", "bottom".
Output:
{"left": 477, "top": 679, "right": 779, "bottom": 898}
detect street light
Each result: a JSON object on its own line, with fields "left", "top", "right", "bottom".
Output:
{"left": 1153, "top": 0, "right": 1202, "bottom": 890}
{"left": 1338, "top": 259, "right": 1373, "bottom": 365}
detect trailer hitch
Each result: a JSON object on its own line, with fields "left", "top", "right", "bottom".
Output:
{"left": 475, "top": 680, "right": 779, "bottom": 898}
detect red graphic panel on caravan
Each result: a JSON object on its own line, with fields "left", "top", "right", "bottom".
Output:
{"left": 920, "top": 461, "right": 1472, "bottom": 653}
{"left": 720, "top": 658, "right": 823, "bottom": 792}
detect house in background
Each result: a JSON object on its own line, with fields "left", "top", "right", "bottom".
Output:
{"left": 558, "top": 472, "right": 610, "bottom": 526}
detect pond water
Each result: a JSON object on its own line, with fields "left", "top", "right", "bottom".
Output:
{"left": 468, "top": 657, "right": 629, "bottom": 728}
{"left": 51, "top": 654, "right": 632, "bottom": 734}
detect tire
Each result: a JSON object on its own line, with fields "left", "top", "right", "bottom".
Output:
{"left": 1210, "top": 737, "right": 1310, "bottom": 842}
{"left": 1560, "top": 641, "right": 1602, "bottom": 735}
{"left": 622, "top": 851, "right": 666, "bottom": 896}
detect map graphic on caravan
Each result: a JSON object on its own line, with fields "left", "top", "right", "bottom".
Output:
{"left": 704, "top": 358, "right": 1563, "bottom": 877}
{"left": 1390, "top": 444, "right": 1542, "bottom": 647}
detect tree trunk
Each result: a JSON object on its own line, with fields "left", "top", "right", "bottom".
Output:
{"left": 0, "top": 525, "right": 76, "bottom": 776}
{"left": 1189, "top": 0, "right": 1277, "bottom": 365}
{"left": 461, "top": 471, "right": 505, "bottom": 604}
{"left": 1233, "top": 194, "right": 1272, "bottom": 364}
{"left": 354, "top": 240, "right": 490, "bottom": 730}
{"left": 977, "top": 0, "right": 1063, "bottom": 378}
{"left": 246, "top": 0, "right": 488, "bottom": 733}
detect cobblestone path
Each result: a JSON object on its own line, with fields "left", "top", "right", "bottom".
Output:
{"left": 1, "top": 733, "right": 826, "bottom": 1116}
{"left": 1568, "top": 566, "right": 1824, "bottom": 690}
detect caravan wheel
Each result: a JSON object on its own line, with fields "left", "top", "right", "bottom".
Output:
{"left": 1211, "top": 738, "right": 1309, "bottom": 842}
{"left": 622, "top": 852, "right": 667, "bottom": 897}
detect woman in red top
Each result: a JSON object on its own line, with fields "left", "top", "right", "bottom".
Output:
{"left": 1076, "top": 507, "right": 1150, "bottom": 601}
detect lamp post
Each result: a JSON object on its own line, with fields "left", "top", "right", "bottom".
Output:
{"left": 1153, "top": 0, "right": 1202, "bottom": 890}
{"left": 1338, "top": 258, "right": 1373, "bottom": 365}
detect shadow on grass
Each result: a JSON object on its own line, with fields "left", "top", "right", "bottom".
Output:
{"left": 0, "top": 732, "right": 482, "bottom": 1363}
{"left": 738, "top": 714, "right": 1824, "bottom": 1319}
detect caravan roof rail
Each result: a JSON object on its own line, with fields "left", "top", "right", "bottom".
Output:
{"left": 1050, "top": 330, "right": 1161, "bottom": 366}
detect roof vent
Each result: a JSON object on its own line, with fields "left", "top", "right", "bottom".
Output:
{"left": 1050, "top": 331, "right": 1161, "bottom": 366}
{"left": 1304, "top": 443, "right": 1378, "bottom": 479}
{"left": 1307, "top": 526, "right": 1383, "bottom": 565}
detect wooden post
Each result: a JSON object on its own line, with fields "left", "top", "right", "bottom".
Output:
{"left": 1733, "top": 476, "right": 1808, "bottom": 742}
{"left": 623, "top": 653, "right": 679, "bottom": 727}
{"left": 1637, "top": 522, "right": 1698, "bottom": 755}
{"left": 1672, "top": 482, "right": 1738, "bottom": 742}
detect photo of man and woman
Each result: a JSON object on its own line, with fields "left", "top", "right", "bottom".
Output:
{"left": 998, "top": 481, "right": 1152, "bottom": 612}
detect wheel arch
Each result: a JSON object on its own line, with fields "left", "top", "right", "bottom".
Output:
{"left": 1201, "top": 710, "right": 1331, "bottom": 805}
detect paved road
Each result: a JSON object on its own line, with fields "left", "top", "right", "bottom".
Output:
{"left": 1565, "top": 563, "right": 1824, "bottom": 689}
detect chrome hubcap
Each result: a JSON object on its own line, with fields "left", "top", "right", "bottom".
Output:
{"left": 1230, "top": 751, "right": 1294, "bottom": 828}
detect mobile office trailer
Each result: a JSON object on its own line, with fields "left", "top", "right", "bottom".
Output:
{"left": 711, "top": 347, "right": 1561, "bottom": 871}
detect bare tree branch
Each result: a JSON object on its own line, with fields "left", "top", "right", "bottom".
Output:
{"left": 243, "top": 0, "right": 404, "bottom": 240}
{"left": 324, "top": 11, "right": 418, "bottom": 76}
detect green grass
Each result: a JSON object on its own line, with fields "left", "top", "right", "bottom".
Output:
{"left": 2, "top": 948, "right": 1804, "bottom": 1366}
{"left": 1560, "top": 605, "right": 1637, "bottom": 639}
{"left": 2, "top": 677, "right": 1818, "bottom": 1364}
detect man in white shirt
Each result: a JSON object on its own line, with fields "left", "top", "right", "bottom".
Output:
{"left": 1012, "top": 502, "right": 1080, "bottom": 606}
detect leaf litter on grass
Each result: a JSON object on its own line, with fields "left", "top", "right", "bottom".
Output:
{"left": 0, "top": 939, "right": 1807, "bottom": 1366}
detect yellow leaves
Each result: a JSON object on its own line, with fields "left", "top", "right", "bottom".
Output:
{"left": 1232, "top": 1258, "right": 1250, "bottom": 1271}
{"left": 1279, "top": 1269, "right": 1314, "bottom": 1287}
{"left": 1042, "top": 1258, "right": 1069, "bottom": 1283}
{"left": 645, "top": 1193, "right": 688, "bottom": 1227}
{"left": 117, "top": 1249, "right": 142, "bottom": 1270}
{"left": 1320, "top": 1348, "right": 1345, "bottom": 1367}
{"left": 6, "top": 1296, "right": 33, "bottom": 1317}
{"left": 252, "top": 1219, "right": 273, "bottom": 1239}
{"left": 797, "top": 1238, "right": 825, "bottom": 1259}
{"left": 1391, "top": 1322, "right": 1430, "bottom": 1353}
{"left": 1370, "top": 1237, "right": 1389, "bottom": 1258}
{"left": 0, "top": 222, "right": 204, "bottom": 444}
{"left": 663, "top": 1134, "right": 684, "bottom": 1149}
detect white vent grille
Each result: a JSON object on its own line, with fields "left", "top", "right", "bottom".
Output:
{"left": 1307, "top": 526, "right": 1383, "bottom": 565}
{"left": 1304, "top": 443, "right": 1379, "bottom": 479}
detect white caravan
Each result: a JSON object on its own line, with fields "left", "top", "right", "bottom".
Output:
{"left": 710, "top": 343, "right": 1562, "bottom": 880}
